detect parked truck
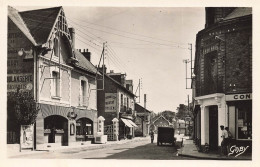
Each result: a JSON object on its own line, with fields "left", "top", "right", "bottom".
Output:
{"left": 157, "top": 127, "right": 176, "bottom": 146}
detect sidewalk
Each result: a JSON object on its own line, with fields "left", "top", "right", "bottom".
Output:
{"left": 7, "top": 136, "right": 150, "bottom": 158}
{"left": 177, "top": 139, "right": 252, "bottom": 160}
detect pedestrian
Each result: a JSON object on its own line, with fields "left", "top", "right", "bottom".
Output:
{"left": 220, "top": 125, "right": 228, "bottom": 156}
{"left": 150, "top": 130, "right": 154, "bottom": 143}
{"left": 225, "top": 127, "right": 233, "bottom": 155}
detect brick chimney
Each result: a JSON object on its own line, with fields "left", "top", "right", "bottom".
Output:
{"left": 97, "top": 65, "right": 107, "bottom": 74}
{"left": 81, "top": 49, "right": 91, "bottom": 62}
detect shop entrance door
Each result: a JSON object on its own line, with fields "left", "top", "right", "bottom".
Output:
{"left": 209, "top": 105, "right": 218, "bottom": 151}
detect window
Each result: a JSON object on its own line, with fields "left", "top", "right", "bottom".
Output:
{"left": 53, "top": 38, "right": 59, "bottom": 57}
{"left": 236, "top": 103, "right": 252, "bottom": 140}
{"left": 80, "top": 80, "right": 87, "bottom": 106}
{"left": 127, "top": 97, "right": 129, "bottom": 109}
{"left": 52, "top": 71, "right": 60, "bottom": 97}
{"left": 121, "top": 94, "right": 123, "bottom": 107}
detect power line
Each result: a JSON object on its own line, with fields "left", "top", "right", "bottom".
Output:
{"left": 67, "top": 16, "right": 188, "bottom": 45}
{"left": 67, "top": 18, "right": 104, "bottom": 45}
{"left": 70, "top": 25, "right": 188, "bottom": 49}
{"left": 107, "top": 45, "right": 129, "bottom": 68}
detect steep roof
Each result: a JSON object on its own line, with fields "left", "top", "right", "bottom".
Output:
{"left": 19, "top": 7, "right": 62, "bottom": 45}
{"left": 74, "top": 50, "right": 100, "bottom": 75}
{"left": 8, "top": 6, "right": 37, "bottom": 45}
{"left": 101, "top": 73, "right": 136, "bottom": 97}
{"left": 152, "top": 115, "right": 171, "bottom": 125}
{"left": 223, "top": 7, "right": 252, "bottom": 20}
{"left": 135, "top": 103, "right": 151, "bottom": 113}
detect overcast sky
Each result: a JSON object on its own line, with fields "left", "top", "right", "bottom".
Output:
{"left": 15, "top": 6, "right": 205, "bottom": 113}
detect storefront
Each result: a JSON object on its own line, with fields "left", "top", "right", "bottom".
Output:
{"left": 226, "top": 93, "right": 252, "bottom": 152}
{"left": 119, "top": 118, "right": 137, "bottom": 140}
{"left": 195, "top": 93, "right": 226, "bottom": 151}
{"left": 76, "top": 118, "right": 94, "bottom": 142}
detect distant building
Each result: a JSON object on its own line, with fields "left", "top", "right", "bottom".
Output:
{"left": 193, "top": 7, "right": 252, "bottom": 152}
{"left": 134, "top": 103, "right": 151, "bottom": 137}
{"left": 175, "top": 119, "right": 186, "bottom": 135}
{"left": 97, "top": 68, "right": 137, "bottom": 141}
{"left": 150, "top": 115, "right": 173, "bottom": 133}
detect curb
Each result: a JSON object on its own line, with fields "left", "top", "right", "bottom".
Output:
{"left": 8, "top": 137, "right": 150, "bottom": 157}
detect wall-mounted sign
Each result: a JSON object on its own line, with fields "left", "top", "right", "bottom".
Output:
{"left": 226, "top": 93, "right": 252, "bottom": 101}
{"left": 105, "top": 93, "right": 117, "bottom": 112}
{"left": 7, "top": 74, "right": 33, "bottom": 93}
{"left": 20, "top": 125, "right": 34, "bottom": 150}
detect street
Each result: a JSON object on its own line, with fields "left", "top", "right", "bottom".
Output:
{"left": 9, "top": 136, "right": 195, "bottom": 159}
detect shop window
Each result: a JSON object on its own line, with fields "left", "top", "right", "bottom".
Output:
{"left": 52, "top": 71, "right": 60, "bottom": 97}
{"left": 237, "top": 104, "right": 252, "bottom": 140}
{"left": 76, "top": 118, "right": 93, "bottom": 136}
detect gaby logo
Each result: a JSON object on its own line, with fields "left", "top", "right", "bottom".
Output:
{"left": 228, "top": 145, "right": 249, "bottom": 157}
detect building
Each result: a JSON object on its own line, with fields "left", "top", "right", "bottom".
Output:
{"left": 192, "top": 7, "right": 252, "bottom": 152}
{"left": 134, "top": 103, "right": 151, "bottom": 137}
{"left": 150, "top": 115, "right": 173, "bottom": 133}
{"left": 175, "top": 119, "right": 186, "bottom": 135}
{"left": 7, "top": 6, "right": 100, "bottom": 149}
{"left": 97, "top": 68, "right": 137, "bottom": 141}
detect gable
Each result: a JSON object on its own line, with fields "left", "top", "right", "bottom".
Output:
{"left": 19, "top": 7, "right": 61, "bottom": 45}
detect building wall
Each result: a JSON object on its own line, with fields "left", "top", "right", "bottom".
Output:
{"left": 71, "top": 71, "right": 97, "bottom": 110}
{"left": 38, "top": 55, "right": 71, "bottom": 107}
{"left": 97, "top": 76, "right": 135, "bottom": 125}
{"left": 195, "top": 16, "right": 252, "bottom": 96}
{"left": 7, "top": 19, "right": 34, "bottom": 96}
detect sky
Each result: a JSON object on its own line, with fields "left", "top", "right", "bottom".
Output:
{"left": 15, "top": 6, "right": 205, "bottom": 113}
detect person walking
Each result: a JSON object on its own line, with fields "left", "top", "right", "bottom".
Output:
{"left": 225, "top": 127, "right": 233, "bottom": 155}
{"left": 220, "top": 125, "right": 228, "bottom": 156}
{"left": 150, "top": 130, "right": 154, "bottom": 143}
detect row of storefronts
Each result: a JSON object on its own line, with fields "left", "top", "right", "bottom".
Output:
{"left": 192, "top": 7, "right": 252, "bottom": 153}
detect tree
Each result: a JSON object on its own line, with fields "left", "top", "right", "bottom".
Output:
{"left": 176, "top": 104, "right": 192, "bottom": 120}
{"left": 8, "top": 90, "right": 39, "bottom": 125}
{"left": 161, "top": 110, "right": 176, "bottom": 123}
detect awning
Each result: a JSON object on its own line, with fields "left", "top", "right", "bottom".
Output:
{"left": 121, "top": 118, "right": 133, "bottom": 128}
{"left": 128, "top": 120, "right": 138, "bottom": 127}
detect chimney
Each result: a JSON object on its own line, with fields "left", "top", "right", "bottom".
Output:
{"left": 98, "top": 65, "right": 107, "bottom": 74}
{"left": 69, "top": 28, "right": 75, "bottom": 49}
{"left": 81, "top": 49, "right": 91, "bottom": 62}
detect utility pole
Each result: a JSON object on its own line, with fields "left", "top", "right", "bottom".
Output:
{"left": 144, "top": 94, "right": 147, "bottom": 109}
{"left": 183, "top": 43, "right": 193, "bottom": 89}
{"left": 135, "top": 78, "right": 142, "bottom": 103}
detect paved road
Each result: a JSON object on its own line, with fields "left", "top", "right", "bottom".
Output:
{"left": 9, "top": 137, "right": 195, "bottom": 160}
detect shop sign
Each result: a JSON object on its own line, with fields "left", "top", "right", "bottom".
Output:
{"left": 226, "top": 93, "right": 252, "bottom": 101}
{"left": 20, "top": 125, "right": 34, "bottom": 150}
{"left": 7, "top": 73, "right": 33, "bottom": 94}
{"left": 105, "top": 93, "right": 117, "bottom": 112}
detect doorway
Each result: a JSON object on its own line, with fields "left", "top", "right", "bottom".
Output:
{"left": 208, "top": 105, "right": 218, "bottom": 151}
{"left": 44, "top": 115, "right": 68, "bottom": 146}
